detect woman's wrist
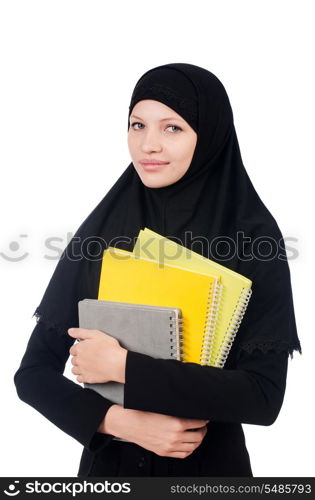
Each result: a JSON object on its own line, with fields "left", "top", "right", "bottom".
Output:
{"left": 100, "top": 404, "right": 125, "bottom": 437}
{"left": 115, "top": 348, "right": 127, "bottom": 383}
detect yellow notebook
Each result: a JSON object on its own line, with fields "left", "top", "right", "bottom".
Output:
{"left": 98, "top": 247, "right": 221, "bottom": 364}
{"left": 133, "top": 228, "right": 252, "bottom": 367}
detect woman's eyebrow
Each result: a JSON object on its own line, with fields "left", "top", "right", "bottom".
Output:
{"left": 130, "top": 114, "right": 185, "bottom": 122}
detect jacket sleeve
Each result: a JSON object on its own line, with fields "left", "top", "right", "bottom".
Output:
{"left": 123, "top": 348, "right": 289, "bottom": 426}
{"left": 14, "top": 320, "right": 115, "bottom": 452}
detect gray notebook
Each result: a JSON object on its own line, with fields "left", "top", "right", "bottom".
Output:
{"left": 78, "top": 299, "right": 183, "bottom": 442}
{"left": 78, "top": 299, "right": 183, "bottom": 406}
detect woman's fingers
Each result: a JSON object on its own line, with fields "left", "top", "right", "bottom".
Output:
{"left": 152, "top": 426, "right": 208, "bottom": 458}
{"left": 181, "top": 419, "right": 210, "bottom": 430}
{"left": 70, "top": 356, "right": 77, "bottom": 366}
{"left": 71, "top": 365, "right": 80, "bottom": 375}
{"left": 182, "top": 426, "right": 208, "bottom": 443}
{"left": 168, "top": 451, "right": 196, "bottom": 459}
{"left": 155, "top": 440, "right": 200, "bottom": 458}
{"left": 113, "top": 409, "right": 209, "bottom": 458}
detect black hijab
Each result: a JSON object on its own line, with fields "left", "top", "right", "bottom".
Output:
{"left": 33, "top": 63, "right": 301, "bottom": 360}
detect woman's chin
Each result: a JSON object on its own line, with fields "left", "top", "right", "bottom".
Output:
{"left": 144, "top": 181, "right": 172, "bottom": 189}
{"left": 137, "top": 170, "right": 183, "bottom": 188}
{"left": 138, "top": 174, "right": 171, "bottom": 189}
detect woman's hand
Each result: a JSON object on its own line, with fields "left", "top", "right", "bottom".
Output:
{"left": 100, "top": 404, "right": 209, "bottom": 459}
{"left": 68, "top": 328, "right": 127, "bottom": 384}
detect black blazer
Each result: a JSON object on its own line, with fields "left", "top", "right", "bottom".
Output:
{"left": 14, "top": 320, "right": 288, "bottom": 476}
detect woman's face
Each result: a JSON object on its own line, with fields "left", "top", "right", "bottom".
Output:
{"left": 128, "top": 99, "right": 197, "bottom": 188}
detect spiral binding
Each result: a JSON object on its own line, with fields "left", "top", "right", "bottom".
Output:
{"left": 169, "top": 312, "right": 184, "bottom": 360}
{"left": 213, "top": 286, "right": 253, "bottom": 368}
{"left": 199, "top": 280, "right": 223, "bottom": 366}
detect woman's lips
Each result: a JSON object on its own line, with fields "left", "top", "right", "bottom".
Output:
{"left": 139, "top": 160, "right": 169, "bottom": 171}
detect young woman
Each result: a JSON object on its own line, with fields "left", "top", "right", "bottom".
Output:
{"left": 14, "top": 63, "right": 301, "bottom": 477}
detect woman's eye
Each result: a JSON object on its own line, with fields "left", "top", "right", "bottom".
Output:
{"left": 166, "top": 125, "right": 182, "bottom": 133}
{"left": 130, "top": 122, "right": 144, "bottom": 130}
{"left": 130, "top": 122, "right": 182, "bottom": 132}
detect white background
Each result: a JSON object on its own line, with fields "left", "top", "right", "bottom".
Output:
{"left": 1, "top": 0, "right": 314, "bottom": 477}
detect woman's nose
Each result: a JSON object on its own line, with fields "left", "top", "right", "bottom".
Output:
{"left": 141, "top": 130, "right": 162, "bottom": 153}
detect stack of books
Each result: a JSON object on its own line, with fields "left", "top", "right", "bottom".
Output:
{"left": 78, "top": 227, "right": 252, "bottom": 409}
